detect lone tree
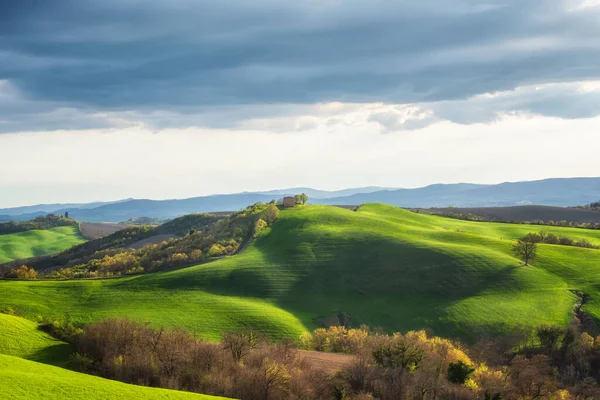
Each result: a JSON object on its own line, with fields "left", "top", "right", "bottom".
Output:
{"left": 64, "top": 211, "right": 69, "bottom": 218}
{"left": 513, "top": 233, "right": 538, "bottom": 266}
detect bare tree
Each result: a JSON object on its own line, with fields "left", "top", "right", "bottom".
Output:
{"left": 222, "top": 329, "right": 258, "bottom": 362}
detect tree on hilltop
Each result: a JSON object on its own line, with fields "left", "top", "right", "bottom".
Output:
{"left": 294, "top": 193, "right": 308, "bottom": 205}
{"left": 300, "top": 193, "right": 308, "bottom": 205}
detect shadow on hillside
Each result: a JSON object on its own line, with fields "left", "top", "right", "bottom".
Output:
{"left": 144, "top": 213, "right": 524, "bottom": 340}
{"left": 29, "top": 342, "right": 72, "bottom": 367}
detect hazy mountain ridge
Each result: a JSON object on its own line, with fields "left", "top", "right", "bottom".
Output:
{"left": 1, "top": 178, "right": 598, "bottom": 222}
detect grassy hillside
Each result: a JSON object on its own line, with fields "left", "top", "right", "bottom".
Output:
{"left": 0, "top": 354, "right": 227, "bottom": 400}
{"left": 0, "top": 313, "right": 71, "bottom": 366}
{"left": 0, "top": 226, "right": 85, "bottom": 263}
{"left": 0, "top": 205, "right": 599, "bottom": 341}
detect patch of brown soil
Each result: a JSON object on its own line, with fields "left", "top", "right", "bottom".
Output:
{"left": 79, "top": 222, "right": 126, "bottom": 240}
{"left": 296, "top": 350, "right": 355, "bottom": 374}
{"left": 127, "top": 234, "right": 176, "bottom": 250}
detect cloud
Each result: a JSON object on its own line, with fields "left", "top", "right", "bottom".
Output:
{"left": 1, "top": 0, "right": 600, "bottom": 133}
{"left": 362, "top": 81, "right": 600, "bottom": 131}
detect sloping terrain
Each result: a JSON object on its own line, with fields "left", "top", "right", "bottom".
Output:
{"left": 417, "top": 205, "right": 600, "bottom": 224}
{"left": 0, "top": 205, "right": 599, "bottom": 341}
{"left": 0, "top": 226, "right": 86, "bottom": 263}
{"left": 79, "top": 222, "right": 126, "bottom": 239}
{"left": 0, "top": 355, "right": 227, "bottom": 400}
{"left": 0, "top": 313, "right": 71, "bottom": 365}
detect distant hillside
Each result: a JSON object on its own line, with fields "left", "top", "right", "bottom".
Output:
{"left": 0, "top": 199, "right": 133, "bottom": 217}
{"left": 2, "top": 204, "right": 600, "bottom": 342}
{"left": 317, "top": 178, "right": 600, "bottom": 208}
{"left": 417, "top": 205, "right": 600, "bottom": 225}
{"left": 1, "top": 178, "right": 599, "bottom": 222}
{"left": 254, "top": 186, "right": 397, "bottom": 198}
{"left": 44, "top": 194, "right": 280, "bottom": 222}
{"left": 0, "top": 205, "right": 275, "bottom": 277}
{"left": 0, "top": 226, "right": 86, "bottom": 264}
{"left": 0, "top": 214, "right": 78, "bottom": 235}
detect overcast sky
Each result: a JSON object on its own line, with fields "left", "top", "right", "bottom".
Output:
{"left": 1, "top": 0, "right": 600, "bottom": 207}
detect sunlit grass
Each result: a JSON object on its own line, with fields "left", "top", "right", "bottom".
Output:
{"left": 0, "top": 204, "right": 599, "bottom": 341}
{"left": 0, "top": 226, "right": 86, "bottom": 263}
{"left": 0, "top": 354, "right": 227, "bottom": 400}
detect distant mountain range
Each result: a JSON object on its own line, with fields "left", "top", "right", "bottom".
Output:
{"left": 1, "top": 178, "right": 599, "bottom": 223}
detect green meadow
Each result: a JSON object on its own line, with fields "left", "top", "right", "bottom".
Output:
{"left": 0, "top": 226, "right": 85, "bottom": 263}
{"left": 0, "top": 354, "right": 226, "bottom": 400}
{"left": 1, "top": 204, "right": 599, "bottom": 341}
{"left": 0, "top": 313, "right": 71, "bottom": 366}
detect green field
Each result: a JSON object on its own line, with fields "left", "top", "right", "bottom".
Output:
{"left": 0, "top": 354, "right": 226, "bottom": 400}
{"left": 0, "top": 313, "right": 71, "bottom": 366}
{"left": 1, "top": 205, "right": 599, "bottom": 341}
{"left": 0, "top": 226, "right": 86, "bottom": 263}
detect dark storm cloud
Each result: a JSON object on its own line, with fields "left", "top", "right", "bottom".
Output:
{"left": 1, "top": 0, "right": 600, "bottom": 132}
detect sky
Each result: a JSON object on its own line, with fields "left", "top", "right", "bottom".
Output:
{"left": 1, "top": 0, "right": 600, "bottom": 208}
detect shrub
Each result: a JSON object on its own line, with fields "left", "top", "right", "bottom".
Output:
{"left": 261, "top": 204, "right": 280, "bottom": 225}
{"left": 208, "top": 243, "right": 226, "bottom": 257}
{"left": 14, "top": 265, "right": 37, "bottom": 280}
{"left": 254, "top": 218, "right": 268, "bottom": 237}
{"left": 38, "top": 316, "right": 83, "bottom": 342}
{"left": 448, "top": 360, "right": 475, "bottom": 384}
{"left": 536, "top": 325, "right": 564, "bottom": 353}
{"left": 0, "top": 307, "right": 15, "bottom": 315}
{"left": 69, "top": 352, "right": 94, "bottom": 372}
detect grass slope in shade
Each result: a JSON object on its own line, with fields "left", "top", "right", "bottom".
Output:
{"left": 1, "top": 205, "right": 599, "bottom": 340}
{"left": 0, "top": 355, "right": 227, "bottom": 400}
{"left": 0, "top": 226, "right": 86, "bottom": 263}
{"left": 0, "top": 313, "right": 70, "bottom": 366}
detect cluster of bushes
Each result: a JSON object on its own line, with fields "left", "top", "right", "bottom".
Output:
{"left": 430, "top": 211, "right": 600, "bottom": 230}
{"left": 2, "top": 265, "right": 38, "bottom": 280}
{"left": 52, "top": 319, "right": 600, "bottom": 399}
{"left": 295, "top": 325, "right": 600, "bottom": 399}
{"left": 525, "top": 230, "right": 599, "bottom": 250}
{"left": 577, "top": 201, "right": 600, "bottom": 212}
{"left": 37, "top": 316, "right": 83, "bottom": 342}
{"left": 70, "top": 320, "right": 326, "bottom": 399}
{"left": 20, "top": 203, "right": 280, "bottom": 279}
{"left": 121, "top": 217, "right": 164, "bottom": 226}
{"left": 0, "top": 214, "right": 78, "bottom": 235}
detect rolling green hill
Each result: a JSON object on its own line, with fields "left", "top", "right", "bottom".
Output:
{"left": 0, "top": 354, "right": 227, "bottom": 400}
{"left": 0, "top": 313, "right": 71, "bottom": 366}
{"left": 0, "top": 204, "right": 599, "bottom": 341}
{"left": 0, "top": 226, "right": 86, "bottom": 263}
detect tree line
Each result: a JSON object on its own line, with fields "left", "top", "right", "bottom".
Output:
{"left": 576, "top": 201, "right": 600, "bottom": 212}
{"left": 0, "top": 214, "right": 78, "bottom": 235}
{"left": 22, "top": 316, "right": 600, "bottom": 400}
{"left": 512, "top": 230, "right": 599, "bottom": 266}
